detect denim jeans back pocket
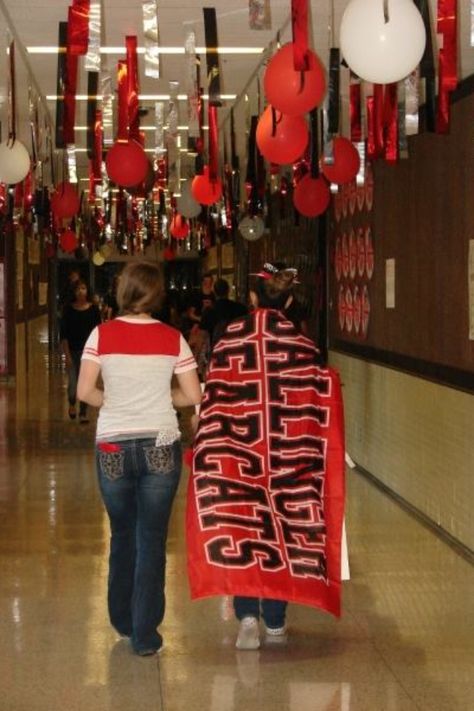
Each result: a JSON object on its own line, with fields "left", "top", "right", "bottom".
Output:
{"left": 144, "top": 444, "right": 175, "bottom": 475}
{"left": 99, "top": 449, "right": 125, "bottom": 480}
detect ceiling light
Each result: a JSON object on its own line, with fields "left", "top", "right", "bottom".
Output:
{"left": 27, "top": 46, "right": 263, "bottom": 55}
{"left": 47, "top": 94, "right": 235, "bottom": 101}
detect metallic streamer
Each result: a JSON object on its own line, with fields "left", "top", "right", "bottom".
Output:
{"left": 167, "top": 81, "right": 179, "bottom": 193}
{"left": 154, "top": 101, "right": 165, "bottom": 158}
{"left": 355, "top": 142, "right": 365, "bottom": 186}
{"left": 55, "top": 23, "right": 67, "bottom": 149}
{"left": 404, "top": 70, "right": 419, "bottom": 136}
{"left": 142, "top": 1, "right": 160, "bottom": 79}
{"left": 184, "top": 28, "right": 200, "bottom": 138}
{"left": 397, "top": 82, "right": 408, "bottom": 160}
{"left": 86, "top": 72, "right": 98, "bottom": 158}
{"left": 126, "top": 36, "right": 140, "bottom": 142}
{"left": 67, "top": 144, "right": 78, "bottom": 184}
{"left": 67, "top": 1, "right": 90, "bottom": 56}
{"left": 85, "top": 3, "right": 101, "bottom": 72}
{"left": 249, "top": 0, "right": 271, "bottom": 30}
{"left": 101, "top": 69, "right": 114, "bottom": 146}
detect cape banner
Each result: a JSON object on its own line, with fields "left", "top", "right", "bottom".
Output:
{"left": 186, "top": 309, "right": 345, "bottom": 617}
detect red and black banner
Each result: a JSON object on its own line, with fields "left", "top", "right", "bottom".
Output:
{"left": 187, "top": 309, "right": 345, "bottom": 616}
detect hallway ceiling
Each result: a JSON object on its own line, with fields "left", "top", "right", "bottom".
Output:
{"left": 0, "top": 0, "right": 473, "bottom": 185}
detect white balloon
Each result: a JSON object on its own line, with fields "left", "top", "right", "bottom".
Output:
{"left": 340, "top": 0, "right": 426, "bottom": 84}
{"left": 238, "top": 216, "right": 264, "bottom": 242}
{"left": 0, "top": 139, "right": 31, "bottom": 184}
{"left": 177, "top": 182, "right": 201, "bottom": 218}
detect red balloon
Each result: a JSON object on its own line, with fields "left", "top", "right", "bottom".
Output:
{"left": 59, "top": 228, "right": 78, "bottom": 253}
{"left": 50, "top": 182, "right": 80, "bottom": 219}
{"left": 293, "top": 174, "right": 330, "bottom": 217}
{"left": 321, "top": 137, "right": 361, "bottom": 185}
{"left": 170, "top": 214, "right": 189, "bottom": 240}
{"left": 264, "top": 43, "right": 327, "bottom": 116}
{"left": 256, "top": 106, "right": 308, "bottom": 165}
{"left": 191, "top": 165, "right": 223, "bottom": 205}
{"left": 106, "top": 140, "right": 149, "bottom": 187}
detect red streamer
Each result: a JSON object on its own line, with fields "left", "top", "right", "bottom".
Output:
{"left": 383, "top": 83, "right": 398, "bottom": 163}
{"left": 208, "top": 105, "right": 219, "bottom": 182}
{"left": 63, "top": 50, "right": 78, "bottom": 144}
{"left": 366, "top": 96, "right": 375, "bottom": 159}
{"left": 350, "top": 83, "right": 362, "bottom": 142}
{"left": 126, "top": 36, "right": 140, "bottom": 142}
{"left": 67, "top": 0, "right": 90, "bottom": 56}
{"left": 436, "top": 0, "right": 458, "bottom": 133}
{"left": 291, "top": 0, "right": 309, "bottom": 71}
{"left": 373, "top": 84, "right": 384, "bottom": 158}
{"left": 117, "top": 60, "right": 128, "bottom": 141}
{"left": 93, "top": 109, "right": 102, "bottom": 180}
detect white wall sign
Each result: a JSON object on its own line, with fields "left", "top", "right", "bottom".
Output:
{"left": 385, "top": 258, "right": 396, "bottom": 309}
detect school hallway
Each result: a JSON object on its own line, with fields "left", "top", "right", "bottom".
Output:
{"left": 0, "top": 318, "right": 473, "bottom": 711}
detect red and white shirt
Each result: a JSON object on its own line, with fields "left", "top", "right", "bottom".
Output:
{"left": 82, "top": 316, "right": 196, "bottom": 442}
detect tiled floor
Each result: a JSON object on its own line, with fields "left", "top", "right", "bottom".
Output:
{"left": 1, "top": 318, "right": 473, "bottom": 711}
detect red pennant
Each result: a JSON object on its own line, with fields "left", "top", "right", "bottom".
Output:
{"left": 126, "top": 36, "right": 140, "bottom": 142}
{"left": 93, "top": 109, "right": 102, "bottom": 180}
{"left": 436, "top": 0, "right": 458, "bottom": 133}
{"left": 291, "top": 0, "right": 309, "bottom": 70}
{"left": 208, "top": 105, "right": 219, "bottom": 182}
{"left": 117, "top": 60, "right": 128, "bottom": 141}
{"left": 383, "top": 83, "right": 398, "bottom": 163}
{"left": 67, "top": 1, "right": 90, "bottom": 56}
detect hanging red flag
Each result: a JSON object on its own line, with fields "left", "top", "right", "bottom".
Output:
{"left": 350, "top": 83, "right": 362, "bottom": 143}
{"left": 67, "top": 0, "right": 91, "bottom": 56}
{"left": 383, "top": 83, "right": 398, "bottom": 163}
{"left": 208, "top": 105, "right": 219, "bottom": 182}
{"left": 117, "top": 60, "right": 128, "bottom": 141}
{"left": 291, "top": 0, "right": 309, "bottom": 70}
{"left": 436, "top": 0, "right": 458, "bottom": 133}
{"left": 126, "top": 36, "right": 140, "bottom": 142}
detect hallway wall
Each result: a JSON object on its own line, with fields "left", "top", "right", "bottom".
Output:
{"left": 330, "top": 351, "right": 474, "bottom": 551}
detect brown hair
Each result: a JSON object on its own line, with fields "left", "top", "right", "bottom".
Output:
{"left": 255, "top": 268, "right": 297, "bottom": 309}
{"left": 116, "top": 261, "right": 164, "bottom": 314}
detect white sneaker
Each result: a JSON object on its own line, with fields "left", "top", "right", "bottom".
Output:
{"left": 264, "top": 624, "right": 287, "bottom": 645}
{"left": 236, "top": 616, "right": 260, "bottom": 650}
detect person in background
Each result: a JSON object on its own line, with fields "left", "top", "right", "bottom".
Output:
{"left": 200, "top": 278, "right": 248, "bottom": 350}
{"left": 77, "top": 261, "right": 201, "bottom": 657}
{"left": 60, "top": 279, "right": 102, "bottom": 423}
{"left": 103, "top": 275, "right": 120, "bottom": 321}
{"left": 253, "top": 262, "right": 309, "bottom": 334}
{"left": 187, "top": 272, "right": 215, "bottom": 326}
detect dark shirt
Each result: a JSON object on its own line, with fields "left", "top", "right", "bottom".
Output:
{"left": 60, "top": 304, "right": 102, "bottom": 352}
{"left": 190, "top": 290, "right": 215, "bottom": 316}
{"left": 283, "top": 298, "right": 308, "bottom": 332}
{"left": 201, "top": 298, "right": 248, "bottom": 347}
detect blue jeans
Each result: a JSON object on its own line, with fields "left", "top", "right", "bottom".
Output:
{"left": 96, "top": 438, "right": 181, "bottom": 654}
{"left": 234, "top": 597, "right": 288, "bottom": 629}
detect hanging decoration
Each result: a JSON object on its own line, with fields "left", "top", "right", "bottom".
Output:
{"left": 67, "top": 0, "right": 90, "bottom": 56}
{"left": 85, "top": 2, "right": 101, "bottom": 72}
{"left": 264, "top": 43, "right": 326, "bottom": 116}
{"left": 176, "top": 181, "right": 201, "bottom": 218}
{"left": 154, "top": 101, "right": 165, "bottom": 158}
{"left": 328, "top": 48, "right": 340, "bottom": 134}
{"left": 404, "top": 70, "right": 420, "bottom": 136}
{"left": 208, "top": 105, "right": 219, "bottom": 182}
{"left": 184, "top": 28, "right": 200, "bottom": 139}
{"left": 101, "top": 67, "right": 114, "bottom": 147}
{"left": 349, "top": 79, "right": 362, "bottom": 142}
{"left": 126, "top": 36, "right": 140, "bottom": 143}
{"left": 0, "top": 41, "right": 30, "bottom": 185}
{"left": 51, "top": 182, "right": 80, "bottom": 218}
{"left": 249, "top": 0, "right": 271, "bottom": 30}
{"left": 322, "top": 137, "right": 361, "bottom": 184}
{"left": 166, "top": 81, "right": 180, "bottom": 194}
{"left": 256, "top": 106, "right": 308, "bottom": 165}
{"left": 203, "top": 8, "right": 222, "bottom": 106}
{"left": 238, "top": 215, "right": 264, "bottom": 240}
{"left": 436, "top": 0, "right": 458, "bottom": 133}
{"left": 86, "top": 71, "right": 98, "bottom": 159}
{"left": 383, "top": 83, "right": 398, "bottom": 163}
{"left": 55, "top": 23, "right": 68, "bottom": 149}
{"left": 291, "top": 0, "right": 309, "bottom": 70}
{"left": 142, "top": 1, "right": 160, "bottom": 79}
{"left": 59, "top": 227, "right": 78, "bottom": 253}
{"left": 170, "top": 213, "right": 189, "bottom": 240}
{"left": 191, "top": 165, "right": 223, "bottom": 205}
{"left": 340, "top": 0, "right": 426, "bottom": 84}
{"left": 66, "top": 144, "right": 78, "bottom": 184}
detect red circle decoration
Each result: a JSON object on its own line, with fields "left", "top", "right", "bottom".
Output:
{"left": 264, "top": 43, "right": 326, "bottom": 116}
{"left": 321, "top": 137, "right": 360, "bottom": 185}
{"left": 365, "top": 227, "right": 374, "bottom": 279}
{"left": 353, "top": 285, "right": 361, "bottom": 335}
{"left": 256, "top": 106, "right": 308, "bottom": 165}
{"left": 191, "top": 165, "right": 223, "bottom": 205}
{"left": 362, "top": 285, "right": 370, "bottom": 338}
{"left": 50, "top": 182, "right": 80, "bottom": 219}
{"left": 349, "top": 230, "right": 357, "bottom": 279}
{"left": 341, "top": 232, "right": 349, "bottom": 278}
{"left": 105, "top": 140, "right": 149, "bottom": 187}
{"left": 338, "top": 285, "right": 346, "bottom": 331}
{"left": 335, "top": 236, "right": 342, "bottom": 281}
{"left": 170, "top": 213, "right": 189, "bottom": 240}
{"left": 59, "top": 228, "right": 77, "bottom": 254}
{"left": 357, "top": 227, "right": 366, "bottom": 277}
{"left": 293, "top": 174, "right": 330, "bottom": 217}
{"left": 345, "top": 286, "right": 353, "bottom": 333}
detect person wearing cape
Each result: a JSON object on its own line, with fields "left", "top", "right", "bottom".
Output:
{"left": 186, "top": 263, "right": 345, "bottom": 650}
